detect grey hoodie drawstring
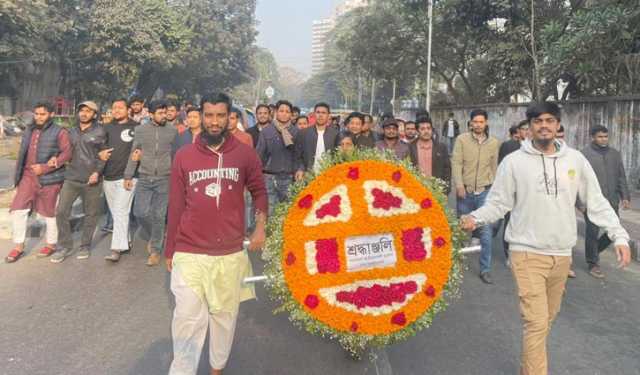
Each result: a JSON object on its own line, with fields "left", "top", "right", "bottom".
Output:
{"left": 540, "top": 154, "right": 558, "bottom": 197}
{"left": 552, "top": 158, "right": 558, "bottom": 197}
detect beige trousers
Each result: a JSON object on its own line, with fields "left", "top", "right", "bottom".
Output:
{"left": 168, "top": 268, "right": 239, "bottom": 375}
{"left": 510, "top": 251, "right": 571, "bottom": 375}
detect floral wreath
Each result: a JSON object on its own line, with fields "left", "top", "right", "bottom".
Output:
{"left": 262, "top": 147, "right": 464, "bottom": 356}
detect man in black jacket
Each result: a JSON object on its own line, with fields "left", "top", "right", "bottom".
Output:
{"left": 581, "top": 125, "right": 630, "bottom": 278}
{"left": 51, "top": 101, "right": 106, "bottom": 263}
{"left": 408, "top": 117, "right": 451, "bottom": 193}
{"left": 294, "top": 102, "right": 340, "bottom": 180}
{"left": 498, "top": 120, "right": 529, "bottom": 164}
{"left": 441, "top": 112, "right": 460, "bottom": 153}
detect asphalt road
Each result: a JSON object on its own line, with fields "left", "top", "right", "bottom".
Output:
{"left": 1, "top": 228, "right": 639, "bottom": 375}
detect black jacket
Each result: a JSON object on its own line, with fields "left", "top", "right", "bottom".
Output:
{"left": 247, "top": 125, "right": 262, "bottom": 149}
{"left": 295, "top": 125, "right": 340, "bottom": 172}
{"left": 408, "top": 140, "right": 452, "bottom": 193}
{"left": 581, "top": 143, "right": 630, "bottom": 206}
{"left": 442, "top": 119, "right": 460, "bottom": 138}
{"left": 498, "top": 139, "right": 521, "bottom": 164}
{"left": 65, "top": 122, "right": 106, "bottom": 183}
{"left": 15, "top": 120, "right": 67, "bottom": 186}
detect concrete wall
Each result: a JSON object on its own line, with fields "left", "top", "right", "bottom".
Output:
{"left": 430, "top": 96, "right": 640, "bottom": 188}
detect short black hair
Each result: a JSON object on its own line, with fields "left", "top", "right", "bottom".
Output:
{"left": 230, "top": 107, "right": 243, "bottom": 118}
{"left": 256, "top": 104, "right": 269, "bottom": 112}
{"left": 363, "top": 114, "right": 373, "bottom": 123}
{"left": 448, "top": 112, "right": 454, "bottom": 117}
{"left": 558, "top": 125, "right": 565, "bottom": 133}
{"left": 129, "top": 95, "right": 144, "bottom": 105}
{"left": 34, "top": 101, "right": 55, "bottom": 113}
{"left": 112, "top": 97, "right": 129, "bottom": 108}
{"left": 590, "top": 125, "right": 608, "bottom": 136}
{"left": 416, "top": 116, "right": 432, "bottom": 127}
{"left": 517, "top": 119, "right": 529, "bottom": 129}
{"left": 405, "top": 121, "right": 416, "bottom": 129}
{"left": 470, "top": 109, "right": 488, "bottom": 120}
{"left": 275, "top": 100, "right": 293, "bottom": 112}
{"left": 166, "top": 99, "right": 179, "bottom": 110}
{"left": 526, "top": 102, "right": 561, "bottom": 122}
{"left": 338, "top": 131, "right": 354, "bottom": 143}
{"left": 416, "top": 117, "right": 433, "bottom": 130}
{"left": 292, "top": 106, "right": 301, "bottom": 113}
{"left": 148, "top": 100, "right": 167, "bottom": 113}
{"left": 415, "top": 110, "right": 430, "bottom": 120}
{"left": 509, "top": 125, "right": 518, "bottom": 136}
{"left": 200, "top": 92, "right": 231, "bottom": 111}
{"left": 345, "top": 111, "right": 365, "bottom": 125}
{"left": 314, "top": 102, "right": 331, "bottom": 112}
{"left": 186, "top": 107, "right": 200, "bottom": 115}
{"left": 295, "top": 115, "right": 308, "bottom": 124}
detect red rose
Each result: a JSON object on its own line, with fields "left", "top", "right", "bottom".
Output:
{"left": 350, "top": 322, "right": 359, "bottom": 332}
{"left": 391, "top": 312, "right": 407, "bottom": 326}
{"left": 392, "top": 170, "right": 402, "bottom": 182}
{"left": 347, "top": 167, "right": 359, "bottom": 180}
{"left": 421, "top": 199, "right": 432, "bottom": 209}
{"left": 434, "top": 237, "right": 446, "bottom": 248}
{"left": 425, "top": 285, "right": 436, "bottom": 297}
{"left": 305, "top": 294, "right": 319, "bottom": 309}
{"left": 285, "top": 252, "right": 296, "bottom": 266}
{"left": 298, "top": 194, "right": 313, "bottom": 209}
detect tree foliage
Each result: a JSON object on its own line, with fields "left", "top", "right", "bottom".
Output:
{"left": 1, "top": 0, "right": 258, "bottom": 105}
{"left": 314, "top": 0, "right": 640, "bottom": 108}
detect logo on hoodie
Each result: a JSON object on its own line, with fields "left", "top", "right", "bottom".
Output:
{"left": 205, "top": 182, "right": 221, "bottom": 198}
{"left": 188, "top": 168, "right": 240, "bottom": 186}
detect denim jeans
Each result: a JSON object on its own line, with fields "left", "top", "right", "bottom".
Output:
{"left": 133, "top": 176, "right": 169, "bottom": 254}
{"left": 265, "top": 174, "right": 293, "bottom": 217}
{"left": 457, "top": 189, "right": 493, "bottom": 273}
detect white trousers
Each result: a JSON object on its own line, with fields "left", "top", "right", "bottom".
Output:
{"left": 103, "top": 179, "right": 136, "bottom": 251}
{"left": 169, "top": 268, "right": 239, "bottom": 374}
{"left": 12, "top": 209, "right": 57, "bottom": 245}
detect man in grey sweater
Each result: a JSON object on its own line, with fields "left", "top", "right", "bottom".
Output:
{"left": 580, "top": 125, "right": 630, "bottom": 278}
{"left": 124, "top": 100, "right": 177, "bottom": 266}
{"left": 461, "top": 102, "right": 630, "bottom": 375}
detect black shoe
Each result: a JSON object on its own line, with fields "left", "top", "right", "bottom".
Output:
{"left": 479, "top": 272, "right": 493, "bottom": 284}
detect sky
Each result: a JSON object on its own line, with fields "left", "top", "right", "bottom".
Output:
{"left": 255, "top": 0, "right": 341, "bottom": 77}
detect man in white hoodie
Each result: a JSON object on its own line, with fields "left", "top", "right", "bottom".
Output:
{"left": 460, "top": 102, "right": 631, "bottom": 375}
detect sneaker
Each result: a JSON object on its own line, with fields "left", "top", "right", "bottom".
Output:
{"left": 76, "top": 249, "right": 90, "bottom": 260}
{"left": 104, "top": 250, "right": 121, "bottom": 262}
{"left": 568, "top": 269, "right": 577, "bottom": 278}
{"left": 146, "top": 252, "right": 161, "bottom": 267}
{"left": 50, "top": 249, "right": 72, "bottom": 263}
{"left": 589, "top": 265, "right": 605, "bottom": 279}
{"left": 479, "top": 272, "right": 493, "bottom": 284}
{"left": 101, "top": 226, "right": 113, "bottom": 233}
{"left": 36, "top": 246, "right": 56, "bottom": 258}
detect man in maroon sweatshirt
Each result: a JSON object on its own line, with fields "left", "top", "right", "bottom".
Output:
{"left": 165, "top": 92, "right": 267, "bottom": 375}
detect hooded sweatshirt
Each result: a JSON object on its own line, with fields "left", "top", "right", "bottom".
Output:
{"left": 165, "top": 135, "right": 268, "bottom": 259}
{"left": 470, "top": 139, "right": 629, "bottom": 257}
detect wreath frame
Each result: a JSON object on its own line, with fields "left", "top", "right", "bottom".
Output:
{"left": 262, "top": 147, "right": 465, "bottom": 356}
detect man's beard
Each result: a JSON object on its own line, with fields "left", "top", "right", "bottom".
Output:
{"left": 201, "top": 126, "right": 229, "bottom": 146}
{"left": 533, "top": 138, "right": 553, "bottom": 148}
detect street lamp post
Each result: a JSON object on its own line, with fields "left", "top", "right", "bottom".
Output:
{"left": 426, "top": 0, "right": 433, "bottom": 112}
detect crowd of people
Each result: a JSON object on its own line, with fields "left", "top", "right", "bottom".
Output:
{"left": 3, "top": 93, "right": 633, "bottom": 375}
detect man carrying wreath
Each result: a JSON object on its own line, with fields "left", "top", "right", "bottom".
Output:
{"left": 460, "top": 102, "right": 631, "bottom": 375}
{"left": 165, "top": 92, "right": 267, "bottom": 375}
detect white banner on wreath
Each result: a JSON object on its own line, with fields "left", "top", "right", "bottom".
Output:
{"left": 345, "top": 233, "right": 397, "bottom": 272}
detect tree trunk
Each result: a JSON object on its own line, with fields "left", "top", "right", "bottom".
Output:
{"left": 369, "top": 78, "right": 376, "bottom": 114}
{"left": 530, "top": 0, "right": 542, "bottom": 101}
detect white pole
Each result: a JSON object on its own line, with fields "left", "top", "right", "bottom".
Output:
{"left": 426, "top": 0, "right": 433, "bottom": 112}
{"left": 242, "top": 245, "right": 482, "bottom": 284}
